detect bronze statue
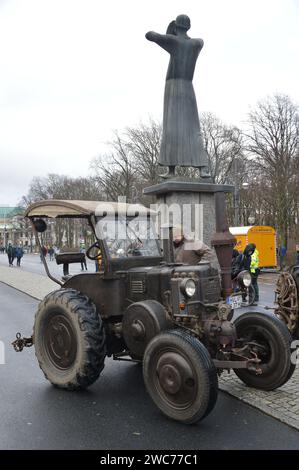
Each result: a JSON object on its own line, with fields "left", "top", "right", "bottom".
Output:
{"left": 146, "top": 14, "right": 210, "bottom": 177}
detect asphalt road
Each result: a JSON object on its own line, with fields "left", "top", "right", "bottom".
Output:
{"left": 0, "top": 282, "right": 299, "bottom": 450}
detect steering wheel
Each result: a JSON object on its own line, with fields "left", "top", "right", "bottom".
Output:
{"left": 86, "top": 242, "right": 102, "bottom": 260}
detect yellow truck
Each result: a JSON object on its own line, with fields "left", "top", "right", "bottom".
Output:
{"left": 229, "top": 225, "right": 277, "bottom": 268}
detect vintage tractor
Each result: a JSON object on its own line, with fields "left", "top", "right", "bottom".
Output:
{"left": 275, "top": 265, "right": 299, "bottom": 339}
{"left": 13, "top": 198, "right": 295, "bottom": 424}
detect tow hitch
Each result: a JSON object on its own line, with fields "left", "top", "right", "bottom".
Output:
{"left": 12, "top": 332, "right": 33, "bottom": 352}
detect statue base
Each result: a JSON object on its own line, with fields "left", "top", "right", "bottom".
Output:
{"left": 144, "top": 180, "right": 234, "bottom": 246}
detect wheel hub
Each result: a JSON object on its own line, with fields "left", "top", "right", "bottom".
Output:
{"left": 45, "top": 314, "right": 77, "bottom": 370}
{"left": 130, "top": 320, "right": 146, "bottom": 340}
{"left": 158, "top": 363, "right": 182, "bottom": 394}
{"left": 156, "top": 352, "right": 195, "bottom": 398}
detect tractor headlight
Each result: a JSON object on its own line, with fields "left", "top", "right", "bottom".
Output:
{"left": 180, "top": 278, "right": 196, "bottom": 297}
{"left": 238, "top": 271, "right": 252, "bottom": 287}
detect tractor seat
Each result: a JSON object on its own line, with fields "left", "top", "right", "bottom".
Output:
{"left": 56, "top": 252, "right": 85, "bottom": 277}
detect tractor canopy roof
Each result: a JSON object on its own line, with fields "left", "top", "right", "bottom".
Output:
{"left": 25, "top": 199, "right": 154, "bottom": 219}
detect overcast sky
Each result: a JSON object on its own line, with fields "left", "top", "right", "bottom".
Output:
{"left": 0, "top": 0, "right": 299, "bottom": 205}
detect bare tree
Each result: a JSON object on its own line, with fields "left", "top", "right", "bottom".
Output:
{"left": 21, "top": 174, "right": 103, "bottom": 247}
{"left": 127, "top": 119, "right": 161, "bottom": 185}
{"left": 245, "top": 94, "right": 299, "bottom": 246}
{"left": 201, "top": 112, "right": 245, "bottom": 184}
{"left": 91, "top": 119, "right": 162, "bottom": 203}
{"left": 91, "top": 131, "right": 137, "bottom": 202}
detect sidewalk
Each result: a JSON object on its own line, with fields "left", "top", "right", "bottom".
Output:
{"left": 220, "top": 368, "right": 299, "bottom": 431}
{"left": 0, "top": 265, "right": 298, "bottom": 430}
{"left": 0, "top": 265, "right": 58, "bottom": 300}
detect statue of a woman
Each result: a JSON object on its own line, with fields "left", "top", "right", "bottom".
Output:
{"left": 146, "top": 15, "right": 209, "bottom": 177}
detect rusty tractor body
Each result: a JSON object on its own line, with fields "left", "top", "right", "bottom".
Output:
{"left": 13, "top": 198, "right": 296, "bottom": 424}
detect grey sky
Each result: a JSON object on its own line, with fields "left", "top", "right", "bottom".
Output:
{"left": 0, "top": 0, "right": 299, "bottom": 205}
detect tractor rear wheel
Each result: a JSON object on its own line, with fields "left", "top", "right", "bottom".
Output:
{"left": 34, "top": 288, "right": 106, "bottom": 390}
{"left": 234, "top": 312, "right": 295, "bottom": 390}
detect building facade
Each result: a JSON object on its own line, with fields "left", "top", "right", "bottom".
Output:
{"left": 0, "top": 206, "right": 34, "bottom": 251}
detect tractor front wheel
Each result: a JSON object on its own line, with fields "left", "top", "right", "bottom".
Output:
{"left": 143, "top": 330, "right": 218, "bottom": 424}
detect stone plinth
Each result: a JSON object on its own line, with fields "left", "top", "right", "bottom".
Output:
{"left": 144, "top": 180, "right": 234, "bottom": 246}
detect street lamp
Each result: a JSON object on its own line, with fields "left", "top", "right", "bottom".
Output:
{"left": 233, "top": 186, "right": 240, "bottom": 226}
{"left": 234, "top": 182, "right": 249, "bottom": 227}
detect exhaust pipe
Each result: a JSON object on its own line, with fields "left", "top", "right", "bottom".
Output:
{"left": 211, "top": 192, "right": 236, "bottom": 299}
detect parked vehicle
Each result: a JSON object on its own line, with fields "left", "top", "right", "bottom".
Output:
{"left": 12, "top": 199, "right": 295, "bottom": 424}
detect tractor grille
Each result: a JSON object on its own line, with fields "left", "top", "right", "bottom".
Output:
{"left": 131, "top": 279, "right": 146, "bottom": 294}
{"left": 202, "top": 277, "right": 221, "bottom": 302}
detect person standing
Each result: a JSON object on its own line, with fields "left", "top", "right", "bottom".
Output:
{"left": 278, "top": 245, "right": 287, "bottom": 270}
{"left": 7, "top": 243, "right": 15, "bottom": 266}
{"left": 232, "top": 244, "right": 255, "bottom": 276}
{"left": 250, "top": 245, "right": 260, "bottom": 305}
{"left": 15, "top": 245, "right": 24, "bottom": 267}
{"left": 80, "top": 245, "right": 88, "bottom": 271}
{"left": 40, "top": 245, "right": 47, "bottom": 261}
{"left": 48, "top": 246, "right": 55, "bottom": 261}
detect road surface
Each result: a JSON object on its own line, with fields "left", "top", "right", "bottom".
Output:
{"left": 0, "top": 282, "right": 298, "bottom": 450}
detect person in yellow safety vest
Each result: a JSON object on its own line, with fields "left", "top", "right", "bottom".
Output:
{"left": 250, "top": 244, "right": 260, "bottom": 305}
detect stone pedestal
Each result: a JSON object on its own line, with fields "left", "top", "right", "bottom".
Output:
{"left": 144, "top": 180, "right": 234, "bottom": 246}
